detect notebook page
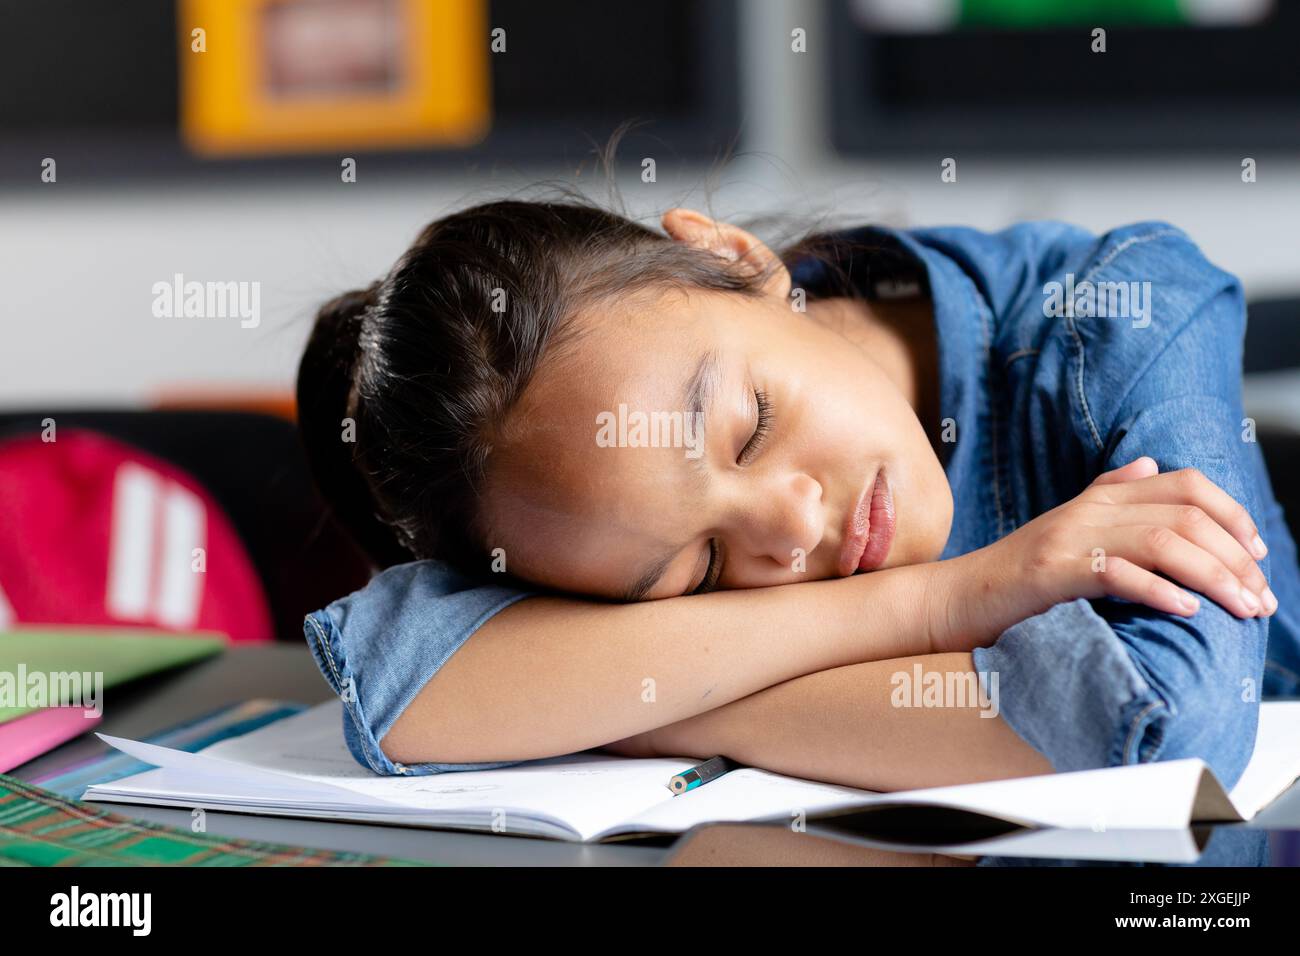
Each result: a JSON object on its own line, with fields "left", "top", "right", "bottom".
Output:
{"left": 94, "top": 732, "right": 396, "bottom": 808}
{"left": 92, "top": 764, "right": 387, "bottom": 813}
{"left": 95, "top": 698, "right": 1300, "bottom": 838}
{"left": 113, "top": 702, "right": 702, "bottom": 840}
{"left": 610, "top": 767, "right": 880, "bottom": 839}
{"left": 616, "top": 758, "right": 1214, "bottom": 835}
{"left": 1226, "top": 701, "right": 1300, "bottom": 818}
{"left": 614, "top": 700, "right": 1300, "bottom": 835}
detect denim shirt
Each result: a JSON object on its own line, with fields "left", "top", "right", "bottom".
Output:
{"left": 304, "top": 219, "right": 1300, "bottom": 787}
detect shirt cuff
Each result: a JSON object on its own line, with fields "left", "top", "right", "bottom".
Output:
{"left": 971, "top": 598, "right": 1171, "bottom": 772}
{"left": 303, "top": 607, "right": 527, "bottom": 776}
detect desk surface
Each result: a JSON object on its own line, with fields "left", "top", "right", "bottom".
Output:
{"left": 12, "top": 644, "right": 665, "bottom": 866}
{"left": 11, "top": 644, "right": 1300, "bottom": 867}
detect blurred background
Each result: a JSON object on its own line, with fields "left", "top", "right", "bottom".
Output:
{"left": 1, "top": 0, "right": 1297, "bottom": 640}
{"left": 3, "top": 0, "right": 1299, "bottom": 410}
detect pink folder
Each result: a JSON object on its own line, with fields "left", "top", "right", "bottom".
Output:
{"left": 0, "top": 707, "right": 103, "bottom": 773}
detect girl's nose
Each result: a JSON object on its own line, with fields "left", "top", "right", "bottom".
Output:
{"left": 748, "top": 471, "right": 825, "bottom": 567}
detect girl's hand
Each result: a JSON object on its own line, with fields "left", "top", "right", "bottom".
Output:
{"left": 934, "top": 456, "right": 1275, "bottom": 652}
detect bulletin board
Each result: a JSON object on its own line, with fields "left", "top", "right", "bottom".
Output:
{"left": 179, "top": 0, "right": 490, "bottom": 155}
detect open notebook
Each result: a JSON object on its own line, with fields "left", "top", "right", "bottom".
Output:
{"left": 85, "top": 699, "right": 1300, "bottom": 843}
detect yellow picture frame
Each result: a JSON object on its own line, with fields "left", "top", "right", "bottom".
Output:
{"left": 179, "top": 0, "right": 490, "bottom": 156}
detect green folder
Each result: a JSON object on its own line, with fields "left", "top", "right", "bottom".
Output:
{"left": 0, "top": 628, "right": 226, "bottom": 723}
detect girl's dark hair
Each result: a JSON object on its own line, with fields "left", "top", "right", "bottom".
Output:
{"left": 298, "top": 194, "right": 852, "bottom": 576}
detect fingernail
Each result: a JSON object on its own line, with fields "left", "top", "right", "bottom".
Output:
{"left": 1179, "top": 590, "right": 1199, "bottom": 611}
{"left": 1251, "top": 535, "right": 1268, "bottom": 559}
{"left": 1262, "top": 587, "right": 1278, "bottom": 615}
{"left": 1240, "top": 587, "right": 1260, "bottom": 614}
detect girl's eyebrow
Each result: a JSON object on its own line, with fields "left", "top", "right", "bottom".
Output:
{"left": 618, "top": 348, "right": 722, "bottom": 601}
{"left": 686, "top": 347, "right": 722, "bottom": 456}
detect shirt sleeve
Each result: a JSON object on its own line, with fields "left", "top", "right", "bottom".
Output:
{"left": 302, "top": 560, "right": 534, "bottom": 776}
{"left": 974, "top": 235, "right": 1271, "bottom": 791}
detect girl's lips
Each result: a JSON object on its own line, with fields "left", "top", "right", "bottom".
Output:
{"left": 840, "top": 469, "right": 875, "bottom": 576}
{"left": 839, "top": 467, "right": 897, "bottom": 576}
{"left": 859, "top": 469, "right": 896, "bottom": 571}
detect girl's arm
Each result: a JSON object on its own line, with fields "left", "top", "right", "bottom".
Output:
{"left": 606, "top": 653, "right": 1054, "bottom": 790}
{"left": 381, "top": 560, "right": 967, "bottom": 765}
{"left": 382, "top": 460, "right": 1269, "bottom": 767}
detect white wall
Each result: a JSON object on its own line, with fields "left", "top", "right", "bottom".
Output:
{"left": 3, "top": 0, "right": 1297, "bottom": 407}
{"left": 2, "top": 155, "right": 1297, "bottom": 408}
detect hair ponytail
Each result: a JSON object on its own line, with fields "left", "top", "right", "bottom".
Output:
{"left": 297, "top": 281, "right": 411, "bottom": 569}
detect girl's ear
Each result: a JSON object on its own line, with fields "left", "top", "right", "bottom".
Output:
{"left": 661, "top": 207, "right": 791, "bottom": 299}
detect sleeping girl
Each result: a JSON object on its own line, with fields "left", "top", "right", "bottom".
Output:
{"left": 296, "top": 194, "right": 1300, "bottom": 793}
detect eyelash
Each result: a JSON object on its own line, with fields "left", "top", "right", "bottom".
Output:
{"left": 691, "top": 389, "right": 774, "bottom": 596}
{"left": 739, "top": 389, "right": 774, "bottom": 465}
{"left": 690, "top": 539, "right": 724, "bottom": 596}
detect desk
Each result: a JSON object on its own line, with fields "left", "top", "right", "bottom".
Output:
{"left": 11, "top": 644, "right": 1300, "bottom": 867}
{"left": 11, "top": 644, "right": 664, "bottom": 866}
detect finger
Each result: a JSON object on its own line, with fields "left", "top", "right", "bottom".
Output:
{"left": 1112, "top": 525, "right": 1262, "bottom": 618}
{"left": 1142, "top": 504, "right": 1273, "bottom": 613}
{"left": 1091, "top": 456, "right": 1159, "bottom": 486}
{"left": 1095, "top": 468, "right": 1267, "bottom": 562}
{"left": 1084, "top": 499, "right": 1273, "bottom": 609}
{"left": 1093, "top": 555, "right": 1200, "bottom": 617}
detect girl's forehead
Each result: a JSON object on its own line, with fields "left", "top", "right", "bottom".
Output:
{"left": 519, "top": 307, "right": 714, "bottom": 416}
{"left": 485, "top": 337, "right": 725, "bottom": 538}
{"left": 481, "top": 428, "right": 697, "bottom": 594}
{"left": 532, "top": 288, "right": 773, "bottom": 417}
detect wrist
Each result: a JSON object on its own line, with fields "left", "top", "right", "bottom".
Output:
{"left": 924, "top": 549, "right": 1004, "bottom": 653}
{"left": 943, "top": 540, "right": 1066, "bottom": 651}
{"left": 922, "top": 555, "right": 964, "bottom": 654}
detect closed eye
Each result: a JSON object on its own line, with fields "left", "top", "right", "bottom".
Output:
{"left": 689, "top": 538, "right": 723, "bottom": 595}
{"left": 739, "top": 389, "right": 773, "bottom": 465}
{"left": 689, "top": 389, "right": 772, "bottom": 596}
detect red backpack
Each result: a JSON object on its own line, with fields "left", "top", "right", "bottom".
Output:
{"left": 0, "top": 429, "right": 272, "bottom": 642}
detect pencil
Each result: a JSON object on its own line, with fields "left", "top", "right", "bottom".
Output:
{"left": 666, "top": 755, "right": 737, "bottom": 795}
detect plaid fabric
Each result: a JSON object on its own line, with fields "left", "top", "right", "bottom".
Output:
{"left": 0, "top": 774, "right": 435, "bottom": 867}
